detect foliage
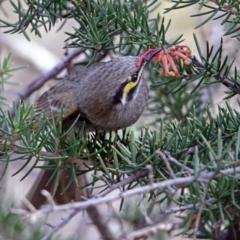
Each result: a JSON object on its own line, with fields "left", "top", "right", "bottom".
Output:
{"left": 1, "top": 0, "right": 240, "bottom": 239}
{"left": 0, "top": 54, "right": 23, "bottom": 106}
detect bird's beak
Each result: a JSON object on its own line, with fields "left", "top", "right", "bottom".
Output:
{"left": 143, "top": 47, "right": 163, "bottom": 65}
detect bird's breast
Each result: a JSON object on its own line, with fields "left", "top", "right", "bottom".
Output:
{"left": 81, "top": 81, "right": 149, "bottom": 131}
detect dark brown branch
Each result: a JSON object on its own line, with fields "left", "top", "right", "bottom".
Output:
{"left": 192, "top": 56, "right": 240, "bottom": 95}
{"left": 86, "top": 205, "right": 116, "bottom": 240}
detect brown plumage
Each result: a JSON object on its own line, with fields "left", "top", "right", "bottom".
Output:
{"left": 34, "top": 56, "right": 149, "bottom": 131}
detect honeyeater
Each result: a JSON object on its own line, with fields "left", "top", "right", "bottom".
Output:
{"left": 21, "top": 48, "right": 163, "bottom": 208}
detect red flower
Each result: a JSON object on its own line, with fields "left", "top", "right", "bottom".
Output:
{"left": 137, "top": 45, "right": 192, "bottom": 78}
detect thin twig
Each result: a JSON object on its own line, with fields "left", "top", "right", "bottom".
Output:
{"left": 192, "top": 56, "right": 240, "bottom": 95}
{"left": 162, "top": 151, "right": 194, "bottom": 174}
{"left": 96, "top": 169, "right": 148, "bottom": 198}
{"left": 157, "top": 150, "right": 176, "bottom": 178}
{"left": 21, "top": 198, "right": 37, "bottom": 212}
{"left": 210, "top": 0, "right": 237, "bottom": 13}
{"left": 193, "top": 183, "right": 209, "bottom": 240}
{"left": 117, "top": 220, "right": 180, "bottom": 240}
{"left": 139, "top": 202, "right": 153, "bottom": 225}
{"left": 41, "top": 210, "right": 79, "bottom": 240}
{"left": 159, "top": 197, "right": 216, "bottom": 215}
{"left": 41, "top": 190, "right": 55, "bottom": 206}
{"left": 13, "top": 4, "right": 46, "bottom": 34}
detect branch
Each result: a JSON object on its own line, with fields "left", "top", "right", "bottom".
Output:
{"left": 85, "top": 171, "right": 149, "bottom": 240}
{"left": 117, "top": 220, "right": 180, "bottom": 240}
{"left": 8, "top": 48, "right": 84, "bottom": 116}
{"left": 24, "top": 165, "right": 240, "bottom": 215}
{"left": 210, "top": 0, "right": 237, "bottom": 13}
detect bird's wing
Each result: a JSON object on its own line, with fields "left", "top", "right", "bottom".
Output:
{"left": 35, "top": 81, "right": 79, "bottom": 122}
{"left": 34, "top": 63, "right": 104, "bottom": 125}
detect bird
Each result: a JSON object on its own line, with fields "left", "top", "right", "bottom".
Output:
{"left": 34, "top": 49, "right": 162, "bottom": 132}
{"left": 22, "top": 48, "right": 163, "bottom": 209}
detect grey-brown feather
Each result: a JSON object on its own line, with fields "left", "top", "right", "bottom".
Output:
{"left": 35, "top": 56, "right": 149, "bottom": 131}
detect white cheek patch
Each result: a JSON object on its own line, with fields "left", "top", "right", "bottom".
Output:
{"left": 120, "top": 97, "right": 127, "bottom": 105}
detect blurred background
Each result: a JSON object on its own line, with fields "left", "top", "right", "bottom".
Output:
{"left": 1, "top": 1, "right": 240, "bottom": 239}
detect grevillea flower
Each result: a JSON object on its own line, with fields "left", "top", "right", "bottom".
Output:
{"left": 137, "top": 45, "right": 192, "bottom": 78}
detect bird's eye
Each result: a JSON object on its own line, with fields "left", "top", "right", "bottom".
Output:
{"left": 131, "top": 72, "right": 139, "bottom": 83}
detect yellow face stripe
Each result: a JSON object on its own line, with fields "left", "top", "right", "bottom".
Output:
{"left": 121, "top": 66, "right": 144, "bottom": 104}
